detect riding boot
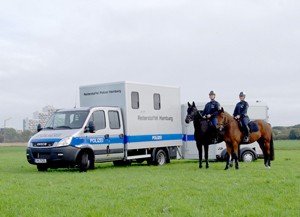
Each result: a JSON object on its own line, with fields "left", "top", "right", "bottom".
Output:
{"left": 243, "top": 125, "right": 250, "bottom": 143}
{"left": 212, "top": 128, "right": 218, "bottom": 144}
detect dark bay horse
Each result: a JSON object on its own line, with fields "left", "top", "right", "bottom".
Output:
{"left": 216, "top": 108, "right": 274, "bottom": 170}
{"left": 185, "top": 102, "right": 223, "bottom": 169}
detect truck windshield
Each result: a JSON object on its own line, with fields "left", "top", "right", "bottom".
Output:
{"left": 44, "top": 111, "right": 89, "bottom": 130}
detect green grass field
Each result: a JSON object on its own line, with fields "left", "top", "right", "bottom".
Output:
{"left": 0, "top": 140, "right": 299, "bottom": 217}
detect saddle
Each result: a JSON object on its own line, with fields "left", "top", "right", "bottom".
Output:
{"left": 238, "top": 120, "right": 259, "bottom": 133}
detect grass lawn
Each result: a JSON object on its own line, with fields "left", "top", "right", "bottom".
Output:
{"left": 0, "top": 140, "right": 299, "bottom": 217}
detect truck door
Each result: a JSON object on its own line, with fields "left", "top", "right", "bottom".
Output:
{"left": 106, "top": 109, "right": 125, "bottom": 160}
{"left": 86, "top": 108, "right": 124, "bottom": 162}
{"left": 85, "top": 110, "right": 111, "bottom": 161}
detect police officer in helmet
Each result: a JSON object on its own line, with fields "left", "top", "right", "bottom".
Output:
{"left": 233, "top": 92, "right": 250, "bottom": 143}
{"left": 202, "top": 91, "right": 221, "bottom": 143}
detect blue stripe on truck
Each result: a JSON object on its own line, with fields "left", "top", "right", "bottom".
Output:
{"left": 182, "top": 134, "right": 195, "bottom": 141}
{"left": 31, "top": 133, "right": 183, "bottom": 146}
{"left": 125, "top": 134, "right": 182, "bottom": 143}
{"left": 30, "top": 138, "right": 61, "bottom": 143}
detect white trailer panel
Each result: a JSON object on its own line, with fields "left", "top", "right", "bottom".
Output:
{"left": 80, "top": 81, "right": 182, "bottom": 150}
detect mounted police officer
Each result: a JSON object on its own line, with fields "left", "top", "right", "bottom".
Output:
{"left": 202, "top": 91, "right": 221, "bottom": 143}
{"left": 233, "top": 91, "right": 250, "bottom": 143}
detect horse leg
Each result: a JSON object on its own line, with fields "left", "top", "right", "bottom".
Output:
{"left": 232, "top": 142, "right": 239, "bottom": 169}
{"left": 258, "top": 138, "right": 270, "bottom": 168}
{"left": 196, "top": 142, "right": 203, "bottom": 169}
{"left": 229, "top": 150, "right": 234, "bottom": 167}
{"left": 204, "top": 144, "right": 209, "bottom": 169}
{"left": 232, "top": 151, "right": 239, "bottom": 169}
{"left": 224, "top": 143, "right": 232, "bottom": 170}
{"left": 265, "top": 141, "right": 271, "bottom": 168}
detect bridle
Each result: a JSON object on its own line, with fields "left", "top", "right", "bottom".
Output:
{"left": 185, "top": 107, "right": 202, "bottom": 124}
{"left": 218, "top": 112, "right": 228, "bottom": 131}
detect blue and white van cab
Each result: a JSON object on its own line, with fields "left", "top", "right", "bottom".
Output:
{"left": 26, "top": 107, "right": 127, "bottom": 171}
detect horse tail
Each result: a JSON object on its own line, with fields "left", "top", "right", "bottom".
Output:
{"left": 270, "top": 135, "right": 275, "bottom": 161}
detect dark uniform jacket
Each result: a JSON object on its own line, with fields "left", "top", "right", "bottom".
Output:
{"left": 233, "top": 101, "right": 249, "bottom": 118}
{"left": 202, "top": 100, "right": 220, "bottom": 117}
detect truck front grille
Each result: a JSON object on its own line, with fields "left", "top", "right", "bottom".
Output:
{"left": 33, "top": 153, "right": 50, "bottom": 159}
{"left": 32, "top": 142, "right": 54, "bottom": 147}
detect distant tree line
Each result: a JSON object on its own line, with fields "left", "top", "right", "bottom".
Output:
{"left": 272, "top": 125, "right": 300, "bottom": 140}
{"left": 0, "top": 128, "right": 34, "bottom": 143}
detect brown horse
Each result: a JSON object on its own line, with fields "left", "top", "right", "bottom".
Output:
{"left": 216, "top": 108, "right": 274, "bottom": 170}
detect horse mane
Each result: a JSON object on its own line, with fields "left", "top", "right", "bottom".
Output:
{"left": 220, "top": 109, "right": 237, "bottom": 126}
{"left": 224, "top": 111, "right": 234, "bottom": 120}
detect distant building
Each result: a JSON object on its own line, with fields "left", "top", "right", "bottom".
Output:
{"left": 23, "top": 105, "right": 56, "bottom": 132}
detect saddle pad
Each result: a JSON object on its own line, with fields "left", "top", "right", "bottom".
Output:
{"left": 249, "top": 121, "right": 259, "bottom": 133}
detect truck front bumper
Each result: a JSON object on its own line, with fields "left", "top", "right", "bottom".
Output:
{"left": 26, "top": 146, "right": 80, "bottom": 168}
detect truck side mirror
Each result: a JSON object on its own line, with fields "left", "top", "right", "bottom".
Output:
{"left": 88, "top": 121, "right": 95, "bottom": 133}
{"left": 37, "top": 124, "right": 43, "bottom": 132}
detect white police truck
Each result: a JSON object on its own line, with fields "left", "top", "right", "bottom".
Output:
{"left": 26, "top": 81, "right": 182, "bottom": 171}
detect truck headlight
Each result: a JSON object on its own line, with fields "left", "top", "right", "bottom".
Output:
{"left": 27, "top": 139, "right": 33, "bottom": 147}
{"left": 54, "top": 137, "right": 72, "bottom": 147}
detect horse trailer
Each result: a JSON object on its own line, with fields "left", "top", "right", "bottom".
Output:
{"left": 181, "top": 102, "right": 268, "bottom": 162}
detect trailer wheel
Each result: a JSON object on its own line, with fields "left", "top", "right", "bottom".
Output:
{"left": 241, "top": 150, "right": 255, "bottom": 162}
{"left": 154, "top": 149, "right": 167, "bottom": 166}
{"left": 79, "top": 151, "right": 90, "bottom": 172}
{"left": 37, "top": 164, "right": 48, "bottom": 172}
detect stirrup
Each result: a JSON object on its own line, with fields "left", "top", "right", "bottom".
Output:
{"left": 243, "top": 136, "right": 249, "bottom": 143}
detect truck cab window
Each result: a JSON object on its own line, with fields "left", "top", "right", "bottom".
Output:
{"left": 89, "top": 110, "right": 106, "bottom": 131}
{"left": 108, "top": 111, "right": 120, "bottom": 129}
{"left": 154, "top": 93, "right": 161, "bottom": 110}
{"left": 131, "top": 91, "right": 139, "bottom": 109}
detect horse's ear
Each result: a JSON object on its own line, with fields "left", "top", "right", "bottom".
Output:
{"left": 192, "top": 101, "right": 195, "bottom": 107}
{"left": 188, "top": 102, "right": 191, "bottom": 107}
{"left": 221, "top": 107, "right": 224, "bottom": 112}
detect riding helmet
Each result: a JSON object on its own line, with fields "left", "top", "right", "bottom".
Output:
{"left": 239, "top": 91, "right": 246, "bottom": 97}
{"left": 209, "top": 91, "right": 216, "bottom": 96}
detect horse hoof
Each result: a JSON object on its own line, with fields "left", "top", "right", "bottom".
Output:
{"left": 265, "top": 165, "right": 271, "bottom": 169}
{"left": 235, "top": 166, "right": 239, "bottom": 170}
{"left": 224, "top": 166, "right": 229, "bottom": 170}
{"left": 206, "top": 165, "right": 209, "bottom": 169}
{"left": 199, "top": 165, "right": 203, "bottom": 169}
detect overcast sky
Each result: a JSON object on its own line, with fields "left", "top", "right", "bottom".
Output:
{"left": 1, "top": 0, "right": 299, "bottom": 129}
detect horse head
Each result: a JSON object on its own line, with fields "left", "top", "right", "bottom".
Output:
{"left": 216, "top": 107, "right": 227, "bottom": 131}
{"left": 185, "top": 101, "right": 202, "bottom": 124}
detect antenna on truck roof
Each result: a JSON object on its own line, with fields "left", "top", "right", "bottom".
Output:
{"left": 74, "top": 88, "right": 78, "bottom": 108}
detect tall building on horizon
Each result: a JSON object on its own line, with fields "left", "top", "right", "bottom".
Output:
{"left": 23, "top": 105, "right": 56, "bottom": 132}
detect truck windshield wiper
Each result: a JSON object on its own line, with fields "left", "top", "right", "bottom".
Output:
{"left": 55, "top": 126, "right": 72, "bottom": 129}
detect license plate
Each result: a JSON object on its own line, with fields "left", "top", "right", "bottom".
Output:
{"left": 35, "top": 159, "right": 47, "bottom": 164}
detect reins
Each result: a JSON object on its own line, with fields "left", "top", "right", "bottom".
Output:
{"left": 219, "top": 112, "right": 229, "bottom": 129}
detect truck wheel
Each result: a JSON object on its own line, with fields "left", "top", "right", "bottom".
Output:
{"left": 79, "top": 152, "right": 90, "bottom": 172}
{"left": 241, "top": 150, "right": 255, "bottom": 162}
{"left": 37, "top": 164, "right": 48, "bottom": 172}
{"left": 155, "top": 149, "right": 167, "bottom": 165}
